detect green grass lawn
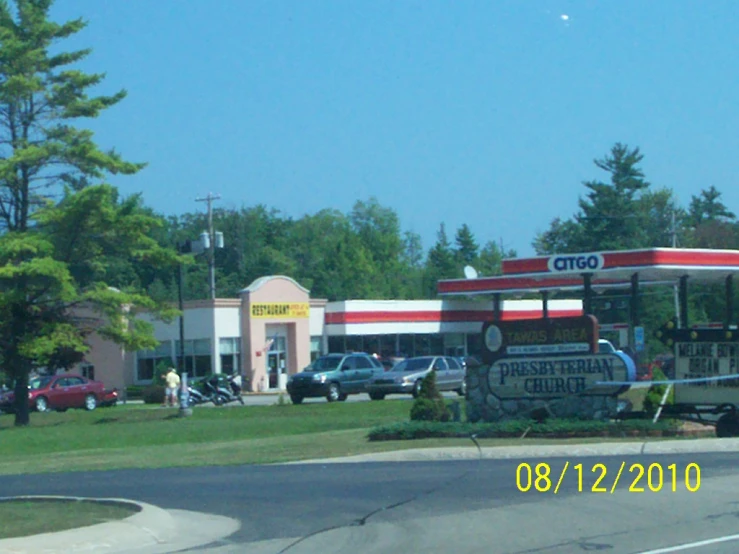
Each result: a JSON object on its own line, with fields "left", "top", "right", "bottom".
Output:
{"left": 0, "top": 499, "right": 137, "bottom": 539}
{"left": 0, "top": 390, "right": 663, "bottom": 476}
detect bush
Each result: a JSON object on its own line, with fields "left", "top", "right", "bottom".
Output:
{"left": 643, "top": 366, "right": 674, "bottom": 414}
{"left": 153, "top": 360, "right": 172, "bottom": 385}
{"left": 368, "top": 418, "right": 684, "bottom": 441}
{"left": 123, "top": 385, "right": 144, "bottom": 400}
{"left": 410, "top": 371, "right": 451, "bottom": 422}
{"left": 142, "top": 385, "right": 165, "bottom": 405}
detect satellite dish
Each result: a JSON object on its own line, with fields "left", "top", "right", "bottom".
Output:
{"left": 464, "top": 265, "right": 479, "bottom": 279}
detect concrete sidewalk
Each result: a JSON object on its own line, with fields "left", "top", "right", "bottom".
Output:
{"left": 0, "top": 496, "right": 240, "bottom": 554}
{"left": 284, "top": 437, "right": 739, "bottom": 464}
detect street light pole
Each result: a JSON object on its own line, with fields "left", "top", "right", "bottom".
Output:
{"left": 196, "top": 193, "right": 221, "bottom": 300}
{"left": 178, "top": 241, "right": 192, "bottom": 417}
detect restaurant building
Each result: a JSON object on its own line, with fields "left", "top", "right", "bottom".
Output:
{"left": 81, "top": 275, "right": 588, "bottom": 392}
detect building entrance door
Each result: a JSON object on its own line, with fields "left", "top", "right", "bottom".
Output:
{"left": 266, "top": 336, "right": 287, "bottom": 390}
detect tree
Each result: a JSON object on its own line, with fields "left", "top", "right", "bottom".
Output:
{"left": 532, "top": 217, "right": 583, "bottom": 255}
{"left": 454, "top": 224, "right": 478, "bottom": 267}
{"left": 477, "top": 240, "right": 516, "bottom": 276}
{"left": 574, "top": 143, "right": 651, "bottom": 251}
{"left": 0, "top": 1, "right": 178, "bottom": 426}
{"left": 687, "top": 186, "right": 735, "bottom": 228}
{"left": 423, "top": 223, "right": 456, "bottom": 296}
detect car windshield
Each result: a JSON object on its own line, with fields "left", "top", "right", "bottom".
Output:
{"left": 395, "top": 358, "right": 433, "bottom": 372}
{"left": 598, "top": 341, "right": 616, "bottom": 354}
{"left": 29, "top": 376, "right": 52, "bottom": 390}
{"left": 308, "top": 356, "right": 342, "bottom": 371}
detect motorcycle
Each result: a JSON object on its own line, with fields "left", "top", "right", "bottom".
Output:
{"left": 204, "top": 374, "right": 244, "bottom": 406}
{"left": 185, "top": 377, "right": 223, "bottom": 406}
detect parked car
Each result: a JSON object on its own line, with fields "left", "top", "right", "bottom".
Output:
{"left": 100, "top": 389, "right": 119, "bottom": 407}
{"left": 0, "top": 374, "right": 108, "bottom": 413}
{"left": 286, "top": 352, "right": 384, "bottom": 404}
{"left": 366, "top": 355, "right": 467, "bottom": 400}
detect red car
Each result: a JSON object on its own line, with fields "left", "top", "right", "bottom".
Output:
{"left": 2, "top": 374, "right": 108, "bottom": 413}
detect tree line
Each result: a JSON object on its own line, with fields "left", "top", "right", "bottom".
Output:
{"left": 128, "top": 200, "right": 517, "bottom": 304}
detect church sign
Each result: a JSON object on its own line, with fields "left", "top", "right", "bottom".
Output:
{"left": 488, "top": 354, "right": 630, "bottom": 400}
{"left": 466, "top": 315, "right": 631, "bottom": 423}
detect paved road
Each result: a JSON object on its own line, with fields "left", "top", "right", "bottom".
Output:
{"left": 2, "top": 453, "right": 738, "bottom": 553}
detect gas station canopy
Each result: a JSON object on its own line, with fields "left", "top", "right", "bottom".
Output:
{"left": 438, "top": 248, "right": 739, "bottom": 297}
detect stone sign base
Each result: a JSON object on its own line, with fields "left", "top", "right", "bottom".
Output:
{"left": 466, "top": 365, "right": 619, "bottom": 422}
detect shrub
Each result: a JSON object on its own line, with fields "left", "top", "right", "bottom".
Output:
{"left": 409, "top": 371, "right": 451, "bottom": 422}
{"left": 643, "top": 366, "right": 674, "bottom": 414}
{"left": 367, "top": 418, "right": 684, "bottom": 441}
{"left": 153, "top": 360, "right": 172, "bottom": 384}
{"left": 142, "top": 385, "right": 165, "bottom": 405}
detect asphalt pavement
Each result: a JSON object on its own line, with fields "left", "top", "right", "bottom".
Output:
{"left": 1, "top": 452, "right": 738, "bottom": 553}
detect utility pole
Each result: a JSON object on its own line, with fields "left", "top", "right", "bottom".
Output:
{"left": 196, "top": 193, "right": 221, "bottom": 300}
{"left": 670, "top": 209, "right": 681, "bottom": 327}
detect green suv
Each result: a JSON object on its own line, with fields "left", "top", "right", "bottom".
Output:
{"left": 286, "top": 353, "right": 384, "bottom": 403}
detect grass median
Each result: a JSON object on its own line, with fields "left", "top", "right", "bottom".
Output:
{"left": 0, "top": 498, "right": 137, "bottom": 539}
{"left": 0, "top": 391, "right": 685, "bottom": 475}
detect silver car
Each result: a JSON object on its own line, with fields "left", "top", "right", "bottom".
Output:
{"left": 366, "top": 356, "right": 467, "bottom": 400}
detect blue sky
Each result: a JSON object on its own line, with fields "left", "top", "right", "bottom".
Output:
{"left": 50, "top": 0, "right": 739, "bottom": 258}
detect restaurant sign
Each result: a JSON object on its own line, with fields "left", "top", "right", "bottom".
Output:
{"left": 250, "top": 302, "right": 309, "bottom": 319}
{"left": 487, "top": 353, "right": 629, "bottom": 400}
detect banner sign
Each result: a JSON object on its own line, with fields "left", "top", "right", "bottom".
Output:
{"left": 487, "top": 354, "right": 629, "bottom": 400}
{"left": 250, "top": 302, "right": 309, "bottom": 319}
{"left": 480, "top": 316, "right": 599, "bottom": 364}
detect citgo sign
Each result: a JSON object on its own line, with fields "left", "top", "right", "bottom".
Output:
{"left": 547, "top": 253, "right": 605, "bottom": 273}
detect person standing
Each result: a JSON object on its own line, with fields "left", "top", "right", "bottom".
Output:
{"left": 164, "top": 368, "right": 181, "bottom": 407}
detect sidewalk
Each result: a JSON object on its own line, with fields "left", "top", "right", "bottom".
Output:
{"left": 0, "top": 496, "right": 240, "bottom": 554}
{"left": 284, "top": 436, "right": 739, "bottom": 464}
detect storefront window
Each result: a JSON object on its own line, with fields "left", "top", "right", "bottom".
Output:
{"left": 398, "top": 334, "right": 414, "bottom": 358}
{"left": 363, "top": 335, "right": 381, "bottom": 357}
{"left": 310, "top": 336, "right": 322, "bottom": 362}
{"left": 444, "top": 333, "right": 466, "bottom": 357}
{"left": 328, "top": 336, "right": 344, "bottom": 353}
{"left": 136, "top": 341, "right": 172, "bottom": 382}
{"left": 467, "top": 332, "right": 483, "bottom": 358}
{"left": 175, "top": 338, "right": 212, "bottom": 378}
{"left": 429, "top": 334, "right": 443, "bottom": 355}
{"left": 345, "top": 336, "right": 362, "bottom": 353}
{"left": 415, "top": 335, "right": 432, "bottom": 356}
{"left": 220, "top": 338, "right": 241, "bottom": 376}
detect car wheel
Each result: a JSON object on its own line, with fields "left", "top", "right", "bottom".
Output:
{"left": 35, "top": 396, "right": 50, "bottom": 413}
{"left": 84, "top": 394, "right": 97, "bottom": 411}
{"left": 412, "top": 380, "right": 422, "bottom": 399}
{"left": 338, "top": 393, "right": 348, "bottom": 402}
{"left": 457, "top": 379, "right": 467, "bottom": 397}
{"left": 716, "top": 413, "right": 739, "bottom": 438}
{"left": 369, "top": 392, "right": 385, "bottom": 401}
{"left": 290, "top": 395, "right": 303, "bottom": 405}
{"left": 327, "top": 383, "right": 340, "bottom": 402}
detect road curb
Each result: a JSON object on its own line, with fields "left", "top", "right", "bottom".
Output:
{"left": 283, "top": 437, "right": 739, "bottom": 465}
{"left": 0, "top": 496, "right": 240, "bottom": 554}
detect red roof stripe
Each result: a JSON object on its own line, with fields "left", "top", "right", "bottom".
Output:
{"left": 324, "top": 309, "right": 582, "bottom": 324}
{"left": 437, "top": 277, "right": 624, "bottom": 294}
{"left": 502, "top": 249, "right": 739, "bottom": 276}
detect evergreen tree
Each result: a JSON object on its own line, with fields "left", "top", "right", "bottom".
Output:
{"left": 0, "top": 0, "right": 178, "bottom": 426}
{"left": 454, "top": 224, "right": 479, "bottom": 267}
